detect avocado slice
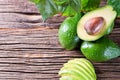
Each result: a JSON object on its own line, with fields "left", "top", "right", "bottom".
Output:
{"left": 81, "top": 37, "right": 120, "bottom": 62}
{"left": 61, "top": 61, "right": 96, "bottom": 79}
{"left": 60, "top": 75, "right": 79, "bottom": 80}
{"left": 58, "top": 58, "right": 96, "bottom": 80}
{"left": 77, "top": 5, "right": 117, "bottom": 41}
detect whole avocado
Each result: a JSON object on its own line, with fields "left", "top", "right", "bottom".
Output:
{"left": 81, "top": 37, "right": 120, "bottom": 62}
{"left": 58, "top": 13, "right": 82, "bottom": 50}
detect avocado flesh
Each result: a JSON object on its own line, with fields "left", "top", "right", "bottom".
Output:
{"left": 60, "top": 64, "right": 94, "bottom": 79}
{"left": 59, "top": 68, "right": 87, "bottom": 80}
{"left": 77, "top": 5, "right": 117, "bottom": 41}
{"left": 60, "top": 75, "right": 79, "bottom": 80}
{"left": 59, "top": 58, "right": 96, "bottom": 80}
{"left": 67, "top": 59, "right": 96, "bottom": 78}
{"left": 81, "top": 37, "right": 120, "bottom": 62}
{"left": 71, "top": 59, "right": 96, "bottom": 78}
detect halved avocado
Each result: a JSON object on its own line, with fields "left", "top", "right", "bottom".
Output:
{"left": 77, "top": 5, "right": 117, "bottom": 41}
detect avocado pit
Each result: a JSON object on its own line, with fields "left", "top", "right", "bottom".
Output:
{"left": 84, "top": 17, "right": 105, "bottom": 35}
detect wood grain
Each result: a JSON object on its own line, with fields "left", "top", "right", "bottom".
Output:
{"left": 0, "top": 0, "right": 119, "bottom": 80}
{"left": 0, "top": 0, "right": 65, "bottom": 29}
{"left": 0, "top": 28, "right": 119, "bottom": 80}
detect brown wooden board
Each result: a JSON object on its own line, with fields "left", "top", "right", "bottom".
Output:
{"left": 0, "top": 0, "right": 119, "bottom": 80}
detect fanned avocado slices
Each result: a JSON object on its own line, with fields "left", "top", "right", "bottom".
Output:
{"left": 59, "top": 58, "right": 96, "bottom": 80}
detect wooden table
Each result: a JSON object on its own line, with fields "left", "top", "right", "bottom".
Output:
{"left": 0, "top": 0, "right": 119, "bottom": 80}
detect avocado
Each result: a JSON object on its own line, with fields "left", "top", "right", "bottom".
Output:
{"left": 77, "top": 5, "right": 117, "bottom": 41}
{"left": 59, "top": 58, "right": 96, "bottom": 80}
{"left": 81, "top": 37, "right": 120, "bottom": 62}
{"left": 58, "top": 13, "right": 82, "bottom": 50}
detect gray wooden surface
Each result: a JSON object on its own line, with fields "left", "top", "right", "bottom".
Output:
{"left": 0, "top": 0, "right": 119, "bottom": 80}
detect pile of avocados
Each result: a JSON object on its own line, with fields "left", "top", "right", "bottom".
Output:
{"left": 58, "top": 5, "right": 120, "bottom": 62}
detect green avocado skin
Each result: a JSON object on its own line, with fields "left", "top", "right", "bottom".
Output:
{"left": 81, "top": 37, "right": 120, "bottom": 62}
{"left": 58, "top": 13, "right": 82, "bottom": 50}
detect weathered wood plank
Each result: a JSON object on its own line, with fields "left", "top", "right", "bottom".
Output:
{"left": 0, "top": 0, "right": 119, "bottom": 80}
{"left": 0, "top": 0, "right": 39, "bottom": 13}
{"left": 0, "top": 28, "right": 119, "bottom": 80}
{"left": 0, "top": 0, "right": 66, "bottom": 29}
{"left": 0, "top": 13, "right": 65, "bottom": 28}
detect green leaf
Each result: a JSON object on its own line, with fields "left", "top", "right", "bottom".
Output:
{"left": 30, "top": 0, "right": 39, "bottom": 4}
{"left": 107, "top": 0, "right": 120, "bottom": 17}
{"left": 30, "top": 0, "right": 101, "bottom": 20}
{"left": 55, "top": 0, "right": 100, "bottom": 16}
{"left": 54, "top": 0, "right": 81, "bottom": 16}
{"left": 62, "top": 5, "right": 77, "bottom": 16}
{"left": 81, "top": 0, "right": 101, "bottom": 12}
{"left": 81, "top": 0, "right": 89, "bottom": 9}
{"left": 30, "top": 0, "right": 58, "bottom": 21}
{"left": 54, "top": 0, "right": 68, "bottom": 5}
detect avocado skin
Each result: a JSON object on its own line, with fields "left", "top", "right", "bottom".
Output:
{"left": 106, "top": 22, "right": 114, "bottom": 34}
{"left": 81, "top": 37, "right": 120, "bottom": 62}
{"left": 58, "top": 13, "right": 82, "bottom": 50}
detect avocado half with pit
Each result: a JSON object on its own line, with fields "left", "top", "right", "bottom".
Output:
{"left": 77, "top": 5, "right": 117, "bottom": 41}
